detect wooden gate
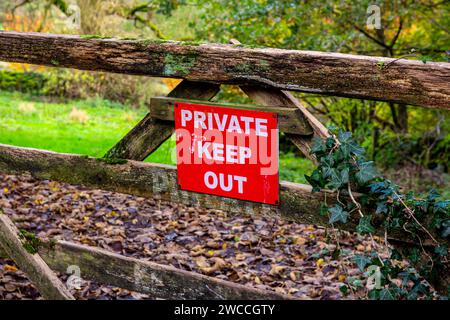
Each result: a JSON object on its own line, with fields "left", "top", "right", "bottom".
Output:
{"left": 0, "top": 31, "right": 449, "bottom": 299}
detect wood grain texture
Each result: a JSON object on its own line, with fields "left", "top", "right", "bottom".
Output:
{"left": 0, "top": 213, "right": 74, "bottom": 300}
{"left": 0, "top": 143, "right": 439, "bottom": 242}
{"left": 0, "top": 144, "right": 355, "bottom": 230}
{"left": 149, "top": 96, "right": 313, "bottom": 134}
{"left": 104, "top": 81, "right": 220, "bottom": 160}
{"left": 0, "top": 31, "right": 448, "bottom": 109}
{"left": 36, "top": 240, "right": 290, "bottom": 300}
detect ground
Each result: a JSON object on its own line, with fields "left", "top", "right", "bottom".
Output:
{"left": 0, "top": 173, "right": 383, "bottom": 300}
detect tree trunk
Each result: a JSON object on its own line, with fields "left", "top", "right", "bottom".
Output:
{"left": 397, "top": 104, "right": 408, "bottom": 133}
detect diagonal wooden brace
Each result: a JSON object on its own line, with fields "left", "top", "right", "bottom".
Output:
{"left": 0, "top": 212, "right": 74, "bottom": 300}
{"left": 105, "top": 80, "right": 220, "bottom": 161}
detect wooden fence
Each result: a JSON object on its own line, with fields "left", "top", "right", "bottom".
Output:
{"left": 0, "top": 31, "right": 449, "bottom": 299}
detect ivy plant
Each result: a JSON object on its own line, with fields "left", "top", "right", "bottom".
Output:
{"left": 306, "top": 128, "right": 449, "bottom": 300}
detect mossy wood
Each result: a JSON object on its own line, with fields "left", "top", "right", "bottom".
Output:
{"left": 0, "top": 213, "right": 74, "bottom": 300}
{"left": 149, "top": 96, "right": 313, "bottom": 134}
{"left": 27, "top": 240, "right": 288, "bottom": 299}
{"left": 0, "top": 31, "right": 449, "bottom": 110}
{"left": 2, "top": 144, "right": 447, "bottom": 245}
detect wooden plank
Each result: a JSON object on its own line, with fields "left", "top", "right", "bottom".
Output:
{"left": 0, "top": 31, "right": 448, "bottom": 110}
{"left": 0, "top": 143, "right": 437, "bottom": 242}
{"left": 33, "top": 240, "right": 290, "bottom": 300}
{"left": 149, "top": 96, "right": 313, "bottom": 135}
{"left": 0, "top": 213, "right": 75, "bottom": 300}
{"left": 0, "top": 144, "right": 358, "bottom": 231}
{"left": 104, "top": 81, "right": 220, "bottom": 160}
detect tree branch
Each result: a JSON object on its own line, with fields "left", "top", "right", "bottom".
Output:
{"left": 353, "top": 24, "right": 391, "bottom": 52}
{"left": 389, "top": 18, "right": 403, "bottom": 49}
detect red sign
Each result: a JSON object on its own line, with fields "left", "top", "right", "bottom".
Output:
{"left": 175, "top": 102, "right": 279, "bottom": 205}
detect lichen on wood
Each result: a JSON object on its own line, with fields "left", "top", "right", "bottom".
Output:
{"left": 18, "top": 229, "right": 41, "bottom": 254}
{"left": 163, "top": 53, "right": 198, "bottom": 76}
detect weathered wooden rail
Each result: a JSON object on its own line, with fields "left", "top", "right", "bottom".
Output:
{"left": 0, "top": 144, "right": 355, "bottom": 231}
{"left": 0, "top": 31, "right": 449, "bottom": 109}
{"left": 0, "top": 235, "right": 288, "bottom": 300}
{"left": 0, "top": 214, "right": 74, "bottom": 299}
{"left": 149, "top": 97, "right": 313, "bottom": 134}
{"left": 0, "top": 31, "right": 449, "bottom": 299}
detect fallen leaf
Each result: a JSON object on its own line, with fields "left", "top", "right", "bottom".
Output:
{"left": 316, "top": 258, "right": 325, "bottom": 268}
{"left": 4, "top": 265, "right": 18, "bottom": 272}
{"left": 269, "top": 264, "right": 286, "bottom": 276}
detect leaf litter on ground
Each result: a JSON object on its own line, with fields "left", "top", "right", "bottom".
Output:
{"left": 0, "top": 173, "right": 412, "bottom": 300}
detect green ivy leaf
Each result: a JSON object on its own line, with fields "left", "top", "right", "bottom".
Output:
{"left": 339, "top": 285, "right": 349, "bottom": 296}
{"left": 434, "top": 200, "right": 450, "bottom": 214}
{"left": 390, "top": 249, "right": 402, "bottom": 260}
{"left": 324, "top": 137, "right": 335, "bottom": 149}
{"left": 356, "top": 216, "right": 375, "bottom": 234}
{"left": 355, "top": 161, "right": 377, "bottom": 185}
{"left": 310, "top": 137, "right": 326, "bottom": 155}
{"left": 375, "top": 202, "right": 388, "bottom": 215}
{"left": 368, "top": 289, "right": 380, "bottom": 300}
{"left": 379, "top": 288, "right": 395, "bottom": 300}
{"left": 319, "top": 203, "right": 328, "bottom": 217}
{"left": 440, "top": 220, "right": 450, "bottom": 238}
{"left": 427, "top": 189, "right": 441, "bottom": 202}
{"left": 389, "top": 218, "right": 401, "bottom": 229}
{"left": 353, "top": 254, "right": 371, "bottom": 272}
{"left": 337, "top": 130, "right": 365, "bottom": 157}
{"left": 328, "top": 168, "right": 349, "bottom": 189}
{"left": 435, "top": 245, "right": 448, "bottom": 257}
{"left": 328, "top": 205, "right": 349, "bottom": 224}
{"left": 369, "top": 181, "right": 387, "bottom": 193}
{"left": 349, "top": 143, "right": 366, "bottom": 157}
{"left": 332, "top": 248, "right": 341, "bottom": 259}
{"left": 320, "top": 154, "right": 335, "bottom": 167}
{"left": 359, "top": 194, "right": 370, "bottom": 206}
{"left": 337, "top": 130, "right": 353, "bottom": 143}
{"left": 322, "top": 165, "right": 334, "bottom": 179}
{"left": 304, "top": 170, "right": 325, "bottom": 192}
{"left": 408, "top": 248, "right": 420, "bottom": 263}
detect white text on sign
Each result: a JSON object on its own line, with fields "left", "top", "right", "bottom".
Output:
{"left": 175, "top": 102, "right": 279, "bottom": 205}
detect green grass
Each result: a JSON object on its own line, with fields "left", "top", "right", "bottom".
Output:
{"left": 279, "top": 152, "right": 314, "bottom": 184}
{"left": 0, "top": 90, "right": 313, "bottom": 183}
{"left": 0, "top": 91, "right": 175, "bottom": 165}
